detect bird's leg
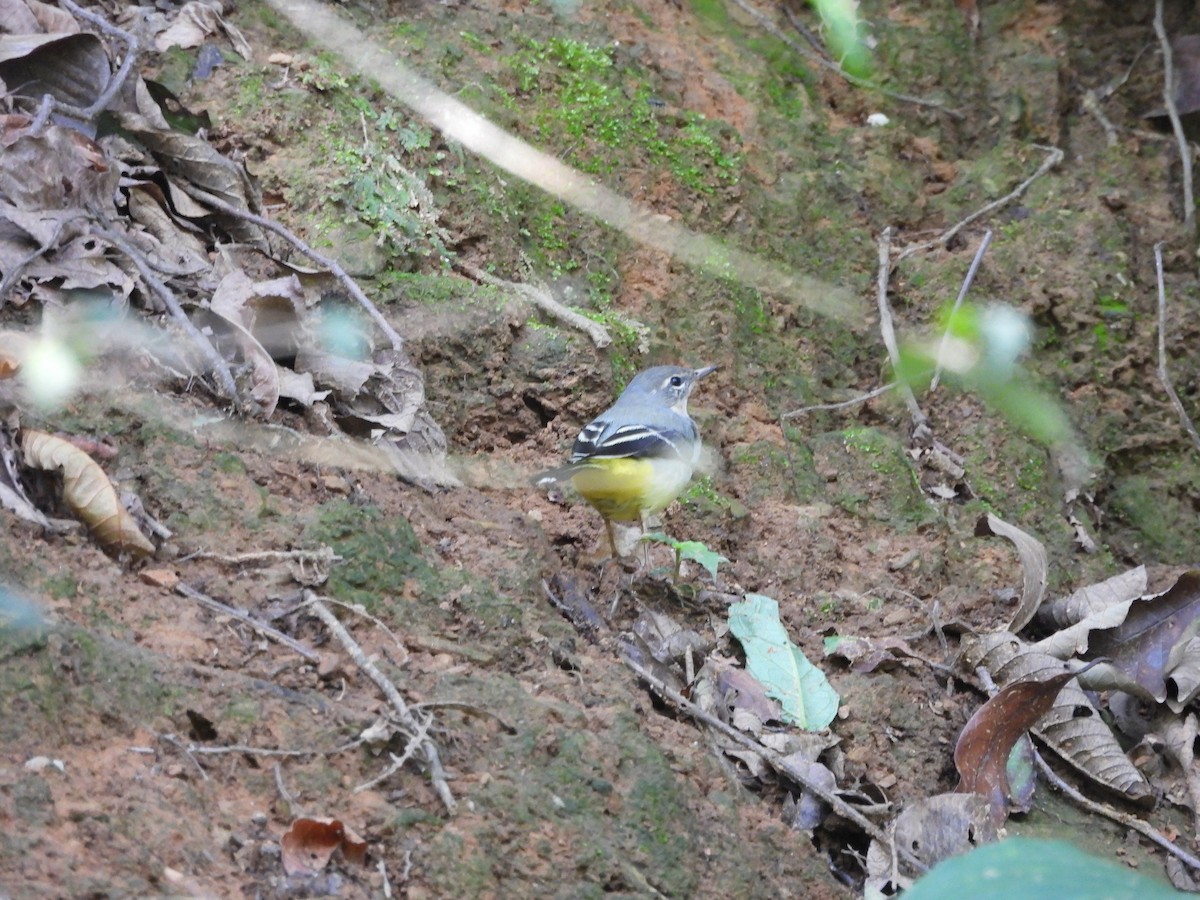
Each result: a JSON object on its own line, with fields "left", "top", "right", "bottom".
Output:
{"left": 639, "top": 512, "right": 652, "bottom": 571}
{"left": 605, "top": 518, "right": 619, "bottom": 560}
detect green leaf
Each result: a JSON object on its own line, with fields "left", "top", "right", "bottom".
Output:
{"left": 903, "top": 837, "right": 1182, "bottom": 900}
{"left": 728, "top": 594, "right": 839, "bottom": 730}
{"left": 670, "top": 540, "right": 729, "bottom": 580}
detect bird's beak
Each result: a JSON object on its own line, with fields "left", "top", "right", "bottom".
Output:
{"left": 694, "top": 365, "right": 718, "bottom": 381}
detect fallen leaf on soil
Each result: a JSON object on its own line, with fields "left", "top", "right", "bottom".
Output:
{"left": 865, "top": 792, "right": 997, "bottom": 892}
{"left": 20, "top": 429, "right": 155, "bottom": 556}
{"left": 728, "top": 593, "right": 839, "bottom": 731}
{"left": 824, "top": 633, "right": 921, "bottom": 673}
{"left": 1035, "top": 566, "right": 1147, "bottom": 629}
{"left": 961, "top": 632, "right": 1153, "bottom": 806}
{"left": 280, "top": 817, "right": 368, "bottom": 877}
{"left": 1084, "top": 571, "right": 1200, "bottom": 707}
{"left": 954, "top": 665, "right": 1087, "bottom": 823}
{"left": 974, "top": 513, "right": 1047, "bottom": 632}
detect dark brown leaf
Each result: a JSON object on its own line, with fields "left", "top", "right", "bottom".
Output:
{"left": 954, "top": 667, "right": 1083, "bottom": 823}
{"left": 1089, "top": 571, "right": 1200, "bottom": 702}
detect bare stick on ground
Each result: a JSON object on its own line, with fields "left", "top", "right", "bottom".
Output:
{"left": 177, "top": 187, "right": 406, "bottom": 352}
{"left": 175, "top": 581, "right": 320, "bottom": 663}
{"left": 1033, "top": 745, "right": 1200, "bottom": 872}
{"left": 780, "top": 381, "right": 897, "bottom": 420}
{"left": 96, "top": 226, "right": 240, "bottom": 405}
{"left": 58, "top": 0, "right": 141, "bottom": 120}
{"left": 621, "top": 653, "right": 928, "bottom": 875}
{"left": 1154, "top": 243, "right": 1200, "bottom": 454}
{"left": 1154, "top": 0, "right": 1196, "bottom": 233}
{"left": 455, "top": 260, "right": 612, "bottom": 348}
{"left": 894, "top": 145, "right": 1063, "bottom": 266}
{"left": 305, "top": 591, "right": 457, "bottom": 812}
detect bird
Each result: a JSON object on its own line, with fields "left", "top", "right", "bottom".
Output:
{"left": 536, "top": 364, "right": 717, "bottom": 557}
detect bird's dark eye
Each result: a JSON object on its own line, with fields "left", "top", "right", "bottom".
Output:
{"left": 668, "top": 375, "right": 685, "bottom": 388}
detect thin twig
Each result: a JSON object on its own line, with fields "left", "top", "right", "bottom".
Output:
{"left": 780, "top": 381, "right": 897, "bottom": 420}
{"left": 894, "top": 145, "right": 1064, "bottom": 266}
{"left": 1081, "top": 90, "right": 1119, "bottom": 149}
{"left": 305, "top": 591, "right": 457, "bottom": 812}
{"left": 1154, "top": 243, "right": 1200, "bottom": 454}
{"left": 175, "top": 187, "right": 406, "bottom": 351}
{"left": 877, "top": 227, "right": 927, "bottom": 429}
{"left": 931, "top": 230, "right": 992, "bottom": 391}
{"left": 96, "top": 226, "right": 240, "bottom": 406}
{"left": 184, "top": 738, "right": 364, "bottom": 757}
{"left": 160, "top": 734, "right": 210, "bottom": 781}
{"left": 274, "top": 762, "right": 298, "bottom": 811}
{"left": 57, "top": 0, "right": 141, "bottom": 120}
{"left": 730, "top": 0, "right": 961, "bottom": 118}
{"left": 454, "top": 260, "right": 611, "bottom": 348}
{"left": 1032, "top": 746, "right": 1200, "bottom": 872}
{"left": 175, "top": 581, "right": 320, "bottom": 662}
{"left": 1154, "top": 0, "right": 1196, "bottom": 233}
{"left": 0, "top": 218, "right": 71, "bottom": 304}
{"left": 316, "top": 596, "right": 410, "bottom": 660}
{"left": 621, "top": 654, "right": 927, "bottom": 874}
{"left": 354, "top": 736, "right": 426, "bottom": 793}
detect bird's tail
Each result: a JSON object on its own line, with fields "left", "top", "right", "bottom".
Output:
{"left": 532, "top": 463, "right": 579, "bottom": 487}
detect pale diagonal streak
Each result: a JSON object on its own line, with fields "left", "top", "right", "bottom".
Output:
{"left": 265, "top": 0, "right": 854, "bottom": 320}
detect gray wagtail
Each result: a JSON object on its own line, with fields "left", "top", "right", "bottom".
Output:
{"left": 536, "top": 364, "right": 717, "bottom": 557}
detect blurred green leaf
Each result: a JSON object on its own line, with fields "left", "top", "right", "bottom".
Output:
{"left": 903, "top": 837, "right": 1182, "bottom": 900}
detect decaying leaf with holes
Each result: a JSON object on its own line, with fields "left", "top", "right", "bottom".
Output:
{"left": 20, "top": 429, "right": 154, "bottom": 557}
{"left": 961, "top": 632, "right": 1153, "bottom": 807}
{"left": 954, "top": 663, "right": 1099, "bottom": 823}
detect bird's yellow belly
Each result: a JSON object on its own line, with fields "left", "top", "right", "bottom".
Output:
{"left": 571, "top": 457, "right": 695, "bottom": 522}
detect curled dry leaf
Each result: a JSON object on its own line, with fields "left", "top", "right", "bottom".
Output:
{"left": 961, "top": 632, "right": 1153, "bottom": 806}
{"left": 974, "top": 513, "right": 1047, "bottom": 632}
{"left": 865, "top": 793, "right": 997, "bottom": 894}
{"left": 280, "top": 817, "right": 368, "bottom": 877}
{"left": 954, "top": 666, "right": 1087, "bottom": 823}
{"left": 20, "top": 429, "right": 154, "bottom": 557}
{"left": 1035, "top": 566, "right": 1147, "bottom": 630}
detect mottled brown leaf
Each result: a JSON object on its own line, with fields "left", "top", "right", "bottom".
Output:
{"left": 954, "top": 667, "right": 1082, "bottom": 823}
{"left": 280, "top": 817, "right": 368, "bottom": 877}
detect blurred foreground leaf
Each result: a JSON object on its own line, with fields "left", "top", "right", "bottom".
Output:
{"left": 903, "top": 837, "right": 1182, "bottom": 900}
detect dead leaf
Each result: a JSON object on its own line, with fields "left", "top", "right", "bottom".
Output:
{"left": 1036, "top": 566, "right": 1147, "bottom": 629}
{"left": 962, "top": 632, "right": 1153, "bottom": 806}
{"left": 280, "top": 817, "right": 367, "bottom": 877}
{"left": 1085, "top": 571, "right": 1200, "bottom": 705}
{"left": 0, "top": 32, "right": 109, "bottom": 111}
{"left": 155, "top": 1, "right": 253, "bottom": 60}
{"left": 975, "top": 513, "right": 1047, "bottom": 631}
{"left": 954, "top": 666, "right": 1083, "bottom": 823}
{"left": 865, "top": 793, "right": 997, "bottom": 893}
{"left": 20, "top": 429, "right": 155, "bottom": 556}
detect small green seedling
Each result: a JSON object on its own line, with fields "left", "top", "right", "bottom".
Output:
{"left": 641, "top": 533, "right": 729, "bottom": 581}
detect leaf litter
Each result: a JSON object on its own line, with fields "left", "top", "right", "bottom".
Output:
{"left": 2, "top": 0, "right": 1200, "bottom": 895}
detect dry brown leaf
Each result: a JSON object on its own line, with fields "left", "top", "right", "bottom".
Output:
{"left": 865, "top": 793, "right": 997, "bottom": 893}
{"left": 1036, "top": 566, "right": 1147, "bottom": 630}
{"left": 0, "top": 32, "right": 109, "bottom": 110}
{"left": 20, "top": 429, "right": 155, "bottom": 557}
{"left": 280, "top": 817, "right": 367, "bottom": 877}
{"left": 974, "top": 513, "right": 1047, "bottom": 632}
{"left": 954, "top": 666, "right": 1086, "bottom": 823}
{"left": 962, "top": 631, "right": 1153, "bottom": 806}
